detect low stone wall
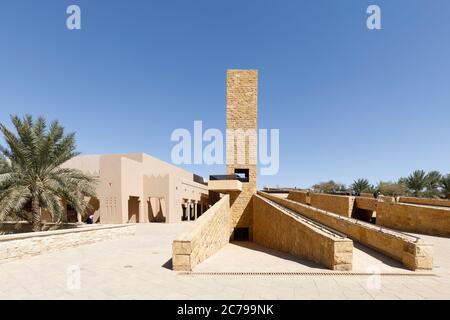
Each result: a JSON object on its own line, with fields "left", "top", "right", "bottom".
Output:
{"left": 0, "top": 224, "right": 136, "bottom": 264}
{"left": 258, "top": 192, "right": 433, "bottom": 271}
{"left": 353, "top": 197, "right": 377, "bottom": 222}
{"left": 377, "top": 202, "right": 450, "bottom": 237}
{"left": 398, "top": 196, "right": 450, "bottom": 208}
{"left": 309, "top": 193, "right": 355, "bottom": 217}
{"left": 354, "top": 197, "right": 377, "bottom": 211}
{"left": 172, "top": 195, "right": 231, "bottom": 271}
{"left": 0, "top": 221, "right": 79, "bottom": 235}
{"left": 287, "top": 190, "right": 310, "bottom": 205}
{"left": 253, "top": 195, "right": 352, "bottom": 270}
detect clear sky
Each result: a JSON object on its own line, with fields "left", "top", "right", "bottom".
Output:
{"left": 1, "top": 0, "right": 449, "bottom": 189}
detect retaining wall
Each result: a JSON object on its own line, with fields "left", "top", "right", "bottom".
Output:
{"left": 0, "top": 224, "right": 136, "bottom": 264}
{"left": 258, "top": 192, "right": 433, "bottom": 271}
{"left": 287, "top": 191, "right": 310, "bottom": 205}
{"left": 398, "top": 196, "right": 450, "bottom": 208}
{"left": 377, "top": 202, "right": 450, "bottom": 237}
{"left": 253, "top": 195, "right": 353, "bottom": 270}
{"left": 309, "top": 193, "right": 355, "bottom": 217}
{"left": 172, "top": 195, "right": 232, "bottom": 271}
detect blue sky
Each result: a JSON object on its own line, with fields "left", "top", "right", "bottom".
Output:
{"left": 1, "top": 0, "right": 449, "bottom": 189}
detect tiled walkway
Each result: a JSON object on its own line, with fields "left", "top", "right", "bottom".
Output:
{"left": 0, "top": 223, "right": 449, "bottom": 299}
{"left": 193, "top": 241, "right": 412, "bottom": 274}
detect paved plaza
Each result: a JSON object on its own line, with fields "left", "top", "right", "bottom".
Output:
{"left": 0, "top": 223, "right": 449, "bottom": 299}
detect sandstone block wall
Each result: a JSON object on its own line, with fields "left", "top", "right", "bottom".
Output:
{"left": 309, "top": 193, "right": 355, "bottom": 217}
{"left": 0, "top": 224, "right": 136, "bottom": 264}
{"left": 0, "top": 222, "right": 79, "bottom": 235}
{"left": 287, "top": 190, "right": 310, "bottom": 205}
{"left": 398, "top": 196, "right": 450, "bottom": 208}
{"left": 377, "top": 202, "right": 450, "bottom": 237}
{"left": 226, "top": 70, "right": 258, "bottom": 239}
{"left": 258, "top": 192, "right": 433, "bottom": 271}
{"left": 253, "top": 195, "right": 352, "bottom": 270}
{"left": 172, "top": 195, "right": 232, "bottom": 271}
{"left": 354, "top": 197, "right": 377, "bottom": 211}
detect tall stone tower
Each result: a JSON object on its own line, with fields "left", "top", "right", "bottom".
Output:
{"left": 226, "top": 69, "right": 258, "bottom": 240}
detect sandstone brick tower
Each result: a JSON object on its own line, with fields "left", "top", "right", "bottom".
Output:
{"left": 226, "top": 69, "right": 258, "bottom": 240}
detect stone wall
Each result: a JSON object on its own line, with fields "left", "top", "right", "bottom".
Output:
{"left": 172, "top": 195, "right": 232, "bottom": 271}
{"left": 377, "top": 202, "right": 450, "bottom": 237}
{"left": 253, "top": 195, "right": 353, "bottom": 270}
{"left": 354, "top": 197, "right": 377, "bottom": 211}
{"left": 0, "top": 224, "right": 136, "bottom": 264}
{"left": 258, "top": 192, "right": 433, "bottom": 270}
{"left": 0, "top": 222, "right": 79, "bottom": 235}
{"left": 226, "top": 70, "right": 258, "bottom": 239}
{"left": 287, "top": 190, "right": 310, "bottom": 205}
{"left": 309, "top": 193, "right": 355, "bottom": 217}
{"left": 398, "top": 196, "right": 450, "bottom": 208}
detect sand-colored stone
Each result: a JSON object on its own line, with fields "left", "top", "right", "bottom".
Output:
{"left": 309, "top": 193, "right": 355, "bottom": 217}
{"left": 172, "top": 195, "right": 232, "bottom": 271}
{"left": 208, "top": 180, "right": 242, "bottom": 192}
{"left": 291, "top": 192, "right": 450, "bottom": 237}
{"left": 398, "top": 196, "right": 450, "bottom": 208}
{"left": 354, "top": 197, "right": 377, "bottom": 211}
{"left": 253, "top": 195, "right": 352, "bottom": 270}
{"left": 287, "top": 190, "right": 310, "bottom": 205}
{"left": 0, "top": 224, "right": 136, "bottom": 264}
{"left": 226, "top": 70, "right": 258, "bottom": 239}
{"left": 377, "top": 202, "right": 450, "bottom": 237}
{"left": 258, "top": 192, "right": 433, "bottom": 271}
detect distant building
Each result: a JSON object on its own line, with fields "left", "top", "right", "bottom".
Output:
{"left": 62, "top": 153, "right": 209, "bottom": 223}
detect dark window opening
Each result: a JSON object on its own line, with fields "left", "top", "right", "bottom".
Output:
{"left": 233, "top": 227, "right": 249, "bottom": 241}
{"left": 234, "top": 169, "right": 249, "bottom": 183}
{"left": 181, "top": 205, "right": 187, "bottom": 221}
{"left": 66, "top": 205, "right": 78, "bottom": 223}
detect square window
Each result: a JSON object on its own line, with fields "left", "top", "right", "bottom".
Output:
{"left": 234, "top": 169, "right": 249, "bottom": 182}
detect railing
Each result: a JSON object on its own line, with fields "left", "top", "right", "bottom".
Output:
{"left": 209, "top": 174, "right": 249, "bottom": 183}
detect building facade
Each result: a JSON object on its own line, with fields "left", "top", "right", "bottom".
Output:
{"left": 63, "top": 153, "right": 209, "bottom": 224}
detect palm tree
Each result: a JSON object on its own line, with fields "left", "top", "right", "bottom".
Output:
{"left": 0, "top": 115, "right": 97, "bottom": 231}
{"left": 424, "top": 170, "right": 442, "bottom": 198}
{"left": 404, "top": 170, "right": 428, "bottom": 197}
{"left": 441, "top": 174, "right": 450, "bottom": 199}
{"left": 351, "top": 178, "right": 373, "bottom": 194}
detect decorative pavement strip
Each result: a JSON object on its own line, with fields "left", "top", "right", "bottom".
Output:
{"left": 178, "top": 271, "right": 437, "bottom": 276}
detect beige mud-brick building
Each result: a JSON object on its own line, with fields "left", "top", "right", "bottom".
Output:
{"left": 62, "top": 153, "right": 209, "bottom": 224}
{"left": 226, "top": 70, "right": 258, "bottom": 240}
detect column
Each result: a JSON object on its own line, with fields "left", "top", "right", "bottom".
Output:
{"left": 194, "top": 200, "right": 198, "bottom": 220}
{"left": 187, "top": 201, "right": 191, "bottom": 221}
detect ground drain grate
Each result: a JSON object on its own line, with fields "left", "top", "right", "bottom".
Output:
{"left": 179, "top": 271, "right": 436, "bottom": 277}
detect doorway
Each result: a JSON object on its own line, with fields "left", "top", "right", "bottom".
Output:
{"left": 128, "top": 196, "right": 140, "bottom": 223}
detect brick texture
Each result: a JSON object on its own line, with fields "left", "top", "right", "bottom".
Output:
{"left": 172, "top": 195, "right": 232, "bottom": 271}
{"left": 226, "top": 70, "right": 258, "bottom": 239}
{"left": 258, "top": 192, "right": 433, "bottom": 271}
{"left": 253, "top": 195, "right": 353, "bottom": 271}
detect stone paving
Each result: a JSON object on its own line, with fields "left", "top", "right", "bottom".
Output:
{"left": 194, "top": 241, "right": 410, "bottom": 274}
{"left": 0, "top": 223, "right": 449, "bottom": 299}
